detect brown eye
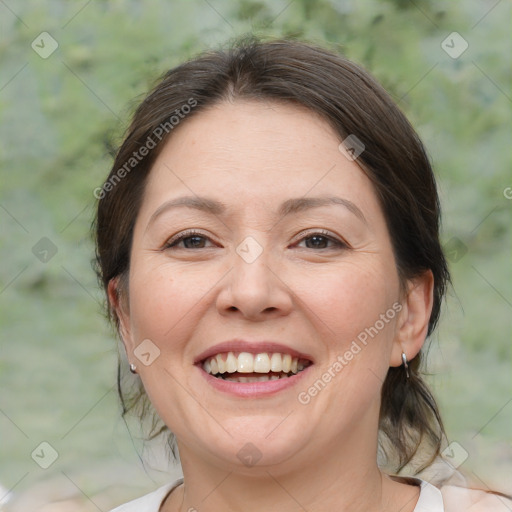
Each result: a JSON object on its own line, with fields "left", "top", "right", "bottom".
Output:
{"left": 164, "top": 230, "right": 214, "bottom": 250}
{"left": 295, "top": 230, "right": 347, "bottom": 250}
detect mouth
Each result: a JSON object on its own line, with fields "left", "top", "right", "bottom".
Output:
{"left": 194, "top": 340, "right": 314, "bottom": 397}
{"left": 201, "top": 351, "right": 313, "bottom": 383}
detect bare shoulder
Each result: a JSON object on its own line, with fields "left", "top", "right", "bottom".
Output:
{"left": 441, "top": 485, "right": 512, "bottom": 511}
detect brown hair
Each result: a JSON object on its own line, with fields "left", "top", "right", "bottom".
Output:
{"left": 94, "top": 35, "right": 450, "bottom": 473}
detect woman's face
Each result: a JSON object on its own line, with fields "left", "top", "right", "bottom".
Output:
{"left": 115, "top": 100, "right": 416, "bottom": 472}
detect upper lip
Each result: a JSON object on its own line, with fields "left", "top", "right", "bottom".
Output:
{"left": 194, "top": 339, "right": 315, "bottom": 365}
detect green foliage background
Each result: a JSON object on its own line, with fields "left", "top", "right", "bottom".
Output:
{"left": 1, "top": 0, "right": 510, "bottom": 508}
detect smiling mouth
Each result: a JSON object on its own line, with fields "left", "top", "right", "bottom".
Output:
{"left": 201, "top": 351, "right": 313, "bottom": 383}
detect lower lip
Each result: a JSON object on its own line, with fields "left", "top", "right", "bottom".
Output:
{"left": 197, "top": 365, "right": 312, "bottom": 398}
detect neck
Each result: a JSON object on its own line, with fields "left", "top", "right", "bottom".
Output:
{"left": 173, "top": 459, "right": 384, "bottom": 512}
{"left": 165, "top": 419, "right": 412, "bottom": 511}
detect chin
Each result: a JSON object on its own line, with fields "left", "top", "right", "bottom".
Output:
{"left": 196, "top": 416, "right": 313, "bottom": 471}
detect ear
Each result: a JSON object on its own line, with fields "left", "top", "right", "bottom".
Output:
{"left": 107, "top": 276, "right": 135, "bottom": 356}
{"left": 390, "top": 270, "right": 434, "bottom": 367}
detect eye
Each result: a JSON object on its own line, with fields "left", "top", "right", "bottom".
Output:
{"left": 294, "top": 230, "right": 348, "bottom": 250}
{"left": 163, "top": 229, "right": 348, "bottom": 251}
{"left": 164, "top": 230, "right": 216, "bottom": 250}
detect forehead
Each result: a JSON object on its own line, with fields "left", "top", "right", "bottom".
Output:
{"left": 139, "top": 100, "right": 380, "bottom": 221}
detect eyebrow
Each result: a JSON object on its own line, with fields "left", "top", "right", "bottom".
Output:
{"left": 148, "top": 194, "right": 367, "bottom": 227}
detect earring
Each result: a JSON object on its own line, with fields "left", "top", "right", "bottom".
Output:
{"left": 129, "top": 363, "right": 137, "bottom": 374}
{"left": 401, "top": 352, "right": 409, "bottom": 379}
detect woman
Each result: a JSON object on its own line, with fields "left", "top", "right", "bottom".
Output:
{"left": 94, "top": 37, "right": 510, "bottom": 511}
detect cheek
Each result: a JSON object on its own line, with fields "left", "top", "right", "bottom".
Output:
{"left": 127, "top": 261, "right": 205, "bottom": 346}
{"left": 291, "top": 258, "right": 400, "bottom": 343}
{"left": 290, "top": 257, "right": 400, "bottom": 414}
{"left": 295, "top": 265, "right": 400, "bottom": 428}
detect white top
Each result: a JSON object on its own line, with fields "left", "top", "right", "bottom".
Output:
{"left": 109, "top": 477, "right": 446, "bottom": 511}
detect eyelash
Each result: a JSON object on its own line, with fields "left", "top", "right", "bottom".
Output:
{"left": 164, "top": 229, "right": 348, "bottom": 250}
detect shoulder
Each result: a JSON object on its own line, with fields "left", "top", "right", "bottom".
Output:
{"left": 410, "top": 456, "right": 512, "bottom": 511}
{"left": 441, "top": 485, "right": 512, "bottom": 512}
{"left": 108, "top": 479, "right": 182, "bottom": 512}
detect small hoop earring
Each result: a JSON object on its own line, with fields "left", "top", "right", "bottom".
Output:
{"left": 401, "top": 352, "right": 410, "bottom": 379}
{"left": 129, "top": 363, "right": 137, "bottom": 374}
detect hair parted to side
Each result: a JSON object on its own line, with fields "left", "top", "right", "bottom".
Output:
{"left": 93, "top": 35, "right": 451, "bottom": 474}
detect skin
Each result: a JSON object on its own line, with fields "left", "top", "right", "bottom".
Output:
{"left": 109, "top": 100, "right": 434, "bottom": 511}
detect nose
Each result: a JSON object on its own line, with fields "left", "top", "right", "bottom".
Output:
{"left": 216, "top": 241, "right": 293, "bottom": 321}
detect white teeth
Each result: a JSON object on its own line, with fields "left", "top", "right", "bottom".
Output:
{"left": 219, "top": 374, "right": 290, "bottom": 383}
{"left": 253, "top": 353, "right": 270, "bottom": 373}
{"left": 270, "top": 353, "right": 282, "bottom": 372}
{"left": 238, "top": 352, "right": 254, "bottom": 373}
{"left": 216, "top": 354, "right": 226, "bottom": 373}
{"left": 226, "top": 352, "right": 237, "bottom": 373}
{"left": 202, "top": 351, "right": 311, "bottom": 378}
